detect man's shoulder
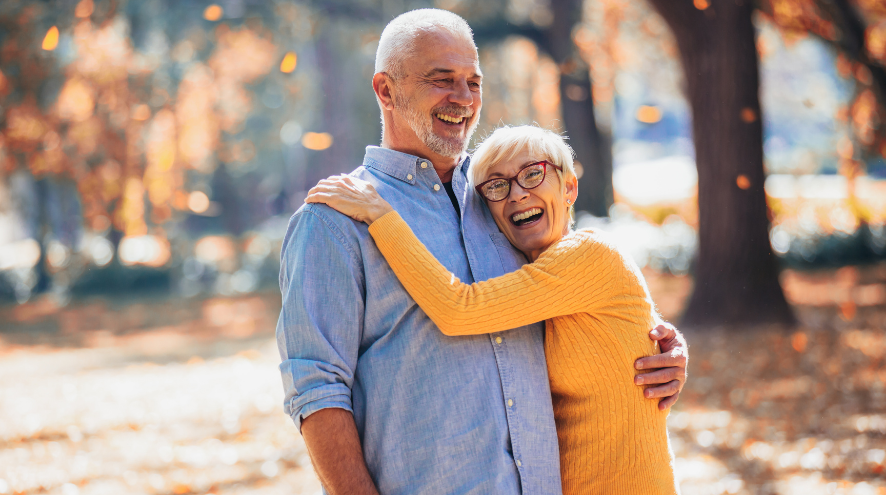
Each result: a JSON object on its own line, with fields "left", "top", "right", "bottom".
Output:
{"left": 280, "top": 201, "right": 367, "bottom": 265}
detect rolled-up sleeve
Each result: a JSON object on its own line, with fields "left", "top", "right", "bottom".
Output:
{"left": 276, "top": 206, "right": 365, "bottom": 431}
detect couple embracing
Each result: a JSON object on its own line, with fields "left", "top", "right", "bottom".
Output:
{"left": 277, "top": 9, "right": 688, "bottom": 495}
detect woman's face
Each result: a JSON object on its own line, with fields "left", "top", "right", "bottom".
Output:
{"left": 483, "top": 149, "right": 578, "bottom": 261}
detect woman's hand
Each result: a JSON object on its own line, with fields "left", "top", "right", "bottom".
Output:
{"left": 305, "top": 175, "right": 394, "bottom": 224}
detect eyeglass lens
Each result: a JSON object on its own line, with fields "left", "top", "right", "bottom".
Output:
{"left": 480, "top": 163, "right": 547, "bottom": 201}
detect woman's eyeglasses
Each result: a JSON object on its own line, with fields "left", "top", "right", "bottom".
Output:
{"left": 474, "top": 161, "right": 563, "bottom": 202}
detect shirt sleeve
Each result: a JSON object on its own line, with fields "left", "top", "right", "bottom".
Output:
{"left": 276, "top": 206, "right": 365, "bottom": 431}
{"left": 367, "top": 211, "right": 618, "bottom": 336}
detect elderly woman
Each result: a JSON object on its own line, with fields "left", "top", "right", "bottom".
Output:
{"left": 306, "top": 125, "right": 678, "bottom": 495}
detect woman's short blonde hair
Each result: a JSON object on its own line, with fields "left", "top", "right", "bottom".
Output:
{"left": 469, "top": 125, "right": 578, "bottom": 221}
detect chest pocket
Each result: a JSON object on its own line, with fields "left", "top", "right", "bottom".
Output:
{"left": 489, "top": 232, "right": 527, "bottom": 273}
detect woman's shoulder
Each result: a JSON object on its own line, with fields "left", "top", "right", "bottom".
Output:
{"left": 554, "top": 228, "right": 633, "bottom": 266}
{"left": 566, "top": 227, "right": 620, "bottom": 251}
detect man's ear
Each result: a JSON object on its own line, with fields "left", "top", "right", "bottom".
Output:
{"left": 373, "top": 73, "right": 395, "bottom": 111}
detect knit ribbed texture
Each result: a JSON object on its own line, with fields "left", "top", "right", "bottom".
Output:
{"left": 368, "top": 212, "right": 678, "bottom": 495}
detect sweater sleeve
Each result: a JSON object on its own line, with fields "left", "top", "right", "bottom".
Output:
{"left": 367, "top": 211, "right": 619, "bottom": 336}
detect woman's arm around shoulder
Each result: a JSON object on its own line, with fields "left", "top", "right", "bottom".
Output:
{"left": 368, "top": 214, "right": 619, "bottom": 336}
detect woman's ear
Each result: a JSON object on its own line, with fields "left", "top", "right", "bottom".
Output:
{"left": 565, "top": 174, "right": 578, "bottom": 205}
{"left": 373, "top": 73, "right": 396, "bottom": 111}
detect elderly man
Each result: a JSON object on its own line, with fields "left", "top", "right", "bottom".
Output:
{"left": 277, "top": 9, "right": 688, "bottom": 494}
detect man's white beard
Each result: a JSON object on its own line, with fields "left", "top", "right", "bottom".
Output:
{"left": 394, "top": 92, "right": 477, "bottom": 158}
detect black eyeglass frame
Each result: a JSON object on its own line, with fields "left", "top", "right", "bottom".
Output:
{"left": 474, "top": 160, "right": 563, "bottom": 202}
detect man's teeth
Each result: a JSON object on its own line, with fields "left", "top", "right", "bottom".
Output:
{"left": 512, "top": 208, "right": 542, "bottom": 223}
{"left": 436, "top": 113, "right": 465, "bottom": 124}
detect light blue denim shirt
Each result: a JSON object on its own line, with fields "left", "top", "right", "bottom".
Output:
{"left": 277, "top": 146, "right": 561, "bottom": 494}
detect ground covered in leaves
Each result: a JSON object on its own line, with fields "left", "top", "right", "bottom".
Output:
{"left": 0, "top": 264, "right": 885, "bottom": 495}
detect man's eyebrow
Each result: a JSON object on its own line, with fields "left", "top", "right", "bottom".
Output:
{"left": 423, "top": 68, "right": 483, "bottom": 79}
{"left": 424, "top": 68, "right": 454, "bottom": 77}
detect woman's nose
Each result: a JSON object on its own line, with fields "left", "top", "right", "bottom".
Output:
{"left": 509, "top": 182, "right": 530, "bottom": 202}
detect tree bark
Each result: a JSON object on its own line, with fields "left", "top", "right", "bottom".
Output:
{"left": 548, "top": 0, "right": 613, "bottom": 217}
{"left": 474, "top": 3, "right": 614, "bottom": 217}
{"left": 647, "top": 0, "right": 795, "bottom": 327}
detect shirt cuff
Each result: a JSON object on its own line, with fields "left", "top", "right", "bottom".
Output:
{"left": 286, "top": 383, "right": 354, "bottom": 432}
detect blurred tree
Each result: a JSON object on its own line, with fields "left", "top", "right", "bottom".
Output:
{"left": 647, "top": 0, "right": 796, "bottom": 327}
{"left": 756, "top": 0, "right": 886, "bottom": 164}
{"left": 548, "top": 0, "right": 612, "bottom": 217}
{"left": 473, "top": 0, "right": 613, "bottom": 217}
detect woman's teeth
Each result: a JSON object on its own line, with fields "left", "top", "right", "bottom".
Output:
{"left": 436, "top": 113, "right": 465, "bottom": 124}
{"left": 512, "top": 208, "right": 543, "bottom": 224}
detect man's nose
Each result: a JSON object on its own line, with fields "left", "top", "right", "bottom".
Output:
{"left": 449, "top": 79, "right": 473, "bottom": 106}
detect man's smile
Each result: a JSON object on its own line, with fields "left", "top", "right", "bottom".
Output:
{"left": 435, "top": 112, "right": 467, "bottom": 124}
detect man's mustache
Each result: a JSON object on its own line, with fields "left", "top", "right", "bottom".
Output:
{"left": 432, "top": 106, "right": 474, "bottom": 118}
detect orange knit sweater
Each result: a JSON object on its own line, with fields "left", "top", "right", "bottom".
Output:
{"left": 368, "top": 212, "right": 677, "bottom": 495}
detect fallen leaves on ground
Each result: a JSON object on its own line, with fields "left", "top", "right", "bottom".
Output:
{"left": 0, "top": 264, "right": 885, "bottom": 495}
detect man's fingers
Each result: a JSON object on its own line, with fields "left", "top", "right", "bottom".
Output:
{"left": 658, "top": 391, "right": 680, "bottom": 410}
{"left": 635, "top": 349, "right": 687, "bottom": 370}
{"left": 649, "top": 323, "right": 676, "bottom": 341}
{"left": 643, "top": 379, "right": 680, "bottom": 399}
{"left": 634, "top": 367, "right": 682, "bottom": 386}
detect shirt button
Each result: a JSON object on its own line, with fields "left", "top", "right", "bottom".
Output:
{"left": 507, "top": 399, "right": 514, "bottom": 407}
{"left": 433, "top": 184, "right": 441, "bottom": 192}
{"left": 421, "top": 161, "right": 429, "bottom": 169}
{"left": 407, "top": 174, "right": 413, "bottom": 180}
{"left": 495, "top": 337, "right": 503, "bottom": 344}
{"left": 516, "top": 460, "right": 522, "bottom": 467}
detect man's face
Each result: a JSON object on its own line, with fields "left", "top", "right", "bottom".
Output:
{"left": 391, "top": 30, "right": 482, "bottom": 158}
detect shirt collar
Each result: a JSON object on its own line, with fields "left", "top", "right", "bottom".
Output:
{"left": 363, "top": 146, "right": 470, "bottom": 184}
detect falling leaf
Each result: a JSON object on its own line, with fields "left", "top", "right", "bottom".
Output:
{"left": 280, "top": 52, "right": 297, "bottom": 73}
{"left": 740, "top": 107, "right": 757, "bottom": 123}
{"left": 42, "top": 26, "right": 59, "bottom": 51}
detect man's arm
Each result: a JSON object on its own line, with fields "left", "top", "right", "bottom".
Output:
{"left": 635, "top": 323, "right": 689, "bottom": 410}
{"left": 276, "top": 206, "right": 377, "bottom": 493}
{"left": 301, "top": 409, "right": 379, "bottom": 495}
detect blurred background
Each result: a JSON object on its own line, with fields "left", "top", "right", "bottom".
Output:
{"left": 0, "top": 0, "right": 885, "bottom": 494}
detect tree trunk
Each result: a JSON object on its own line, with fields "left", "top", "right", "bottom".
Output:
{"left": 647, "top": 0, "right": 794, "bottom": 327}
{"left": 473, "top": 5, "right": 613, "bottom": 216}
{"left": 548, "top": 0, "right": 613, "bottom": 217}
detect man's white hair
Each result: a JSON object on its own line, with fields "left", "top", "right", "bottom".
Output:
{"left": 375, "top": 9, "right": 476, "bottom": 80}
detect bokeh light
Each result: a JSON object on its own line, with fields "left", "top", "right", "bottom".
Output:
{"left": 301, "top": 132, "right": 333, "bottom": 150}
{"left": 636, "top": 105, "right": 662, "bottom": 124}
{"left": 188, "top": 191, "right": 211, "bottom": 214}
{"left": 203, "top": 5, "right": 223, "bottom": 21}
